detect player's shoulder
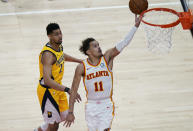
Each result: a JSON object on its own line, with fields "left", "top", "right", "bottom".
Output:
{"left": 43, "top": 43, "right": 63, "bottom": 52}
{"left": 41, "top": 48, "right": 56, "bottom": 58}
{"left": 42, "top": 50, "right": 54, "bottom": 57}
{"left": 77, "top": 62, "right": 84, "bottom": 69}
{"left": 75, "top": 62, "right": 84, "bottom": 75}
{"left": 41, "top": 51, "right": 56, "bottom": 65}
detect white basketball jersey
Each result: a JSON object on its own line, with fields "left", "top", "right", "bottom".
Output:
{"left": 82, "top": 56, "right": 113, "bottom": 100}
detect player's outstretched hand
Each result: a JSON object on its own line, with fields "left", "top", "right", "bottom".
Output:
{"left": 75, "top": 93, "right": 82, "bottom": 103}
{"left": 67, "top": 89, "right": 81, "bottom": 103}
{"left": 63, "top": 113, "right": 75, "bottom": 127}
{"left": 135, "top": 14, "right": 143, "bottom": 27}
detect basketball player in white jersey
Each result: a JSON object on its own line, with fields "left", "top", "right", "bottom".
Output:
{"left": 64, "top": 15, "right": 142, "bottom": 131}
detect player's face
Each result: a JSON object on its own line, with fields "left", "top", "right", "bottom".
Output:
{"left": 49, "top": 29, "right": 62, "bottom": 45}
{"left": 87, "top": 41, "right": 103, "bottom": 57}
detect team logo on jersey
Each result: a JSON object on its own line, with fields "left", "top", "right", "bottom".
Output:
{"left": 47, "top": 111, "right": 52, "bottom": 118}
{"left": 100, "top": 63, "right": 105, "bottom": 68}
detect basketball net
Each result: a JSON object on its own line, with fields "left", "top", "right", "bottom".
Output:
{"left": 141, "top": 8, "right": 193, "bottom": 54}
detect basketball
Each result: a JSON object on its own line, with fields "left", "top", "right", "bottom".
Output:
{"left": 129, "top": 0, "right": 148, "bottom": 14}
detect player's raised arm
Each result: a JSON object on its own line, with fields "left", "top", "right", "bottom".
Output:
{"left": 104, "top": 15, "right": 142, "bottom": 62}
{"left": 63, "top": 53, "right": 82, "bottom": 63}
{"left": 64, "top": 63, "right": 84, "bottom": 127}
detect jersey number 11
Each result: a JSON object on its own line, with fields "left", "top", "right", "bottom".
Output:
{"left": 94, "top": 81, "right": 104, "bottom": 92}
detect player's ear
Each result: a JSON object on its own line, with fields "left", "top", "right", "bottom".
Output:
{"left": 47, "top": 35, "right": 50, "bottom": 39}
{"left": 86, "top": 49, "right": 91, "bottom": 55}
{"left": 47, "top": 33, "right": 52, "bottom": 39}
{"left": 86, "top": 41, "right": 92, "bottom": 55}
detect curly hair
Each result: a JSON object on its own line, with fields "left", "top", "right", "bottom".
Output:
{"left": 79, "top": 38, "right": 95, "bottom": 55}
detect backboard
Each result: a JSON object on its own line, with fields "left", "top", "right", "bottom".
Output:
{"left": 180, "top": 0, "right": 193, "bottom": 37}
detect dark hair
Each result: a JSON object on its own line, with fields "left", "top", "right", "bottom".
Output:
{"left": 46, "top": 23, "right": 60, "bottom": 35}
{"left": 79, "top": 38, "right": 95, "bottom": 55}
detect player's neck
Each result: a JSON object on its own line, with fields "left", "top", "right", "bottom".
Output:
{"left": 49, "top": 41, "right": 60, "bottom": 51}
{"left": 88, "top": 56, "right": 101, "bottom": 65}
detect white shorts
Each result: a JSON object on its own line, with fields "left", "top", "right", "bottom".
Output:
{"left": 42, "top": 99, "right": 68, "bottom": 124}
{"left": 85, "top": 98, "right": 115, "bottom": 131}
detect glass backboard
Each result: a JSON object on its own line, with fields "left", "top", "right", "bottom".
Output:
{"left": 180, "top": 0, "right": 193, "bottom": 37}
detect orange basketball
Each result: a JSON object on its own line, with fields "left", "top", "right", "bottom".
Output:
{"left": 129, "top": 0, "right": 148, "bottom": 14}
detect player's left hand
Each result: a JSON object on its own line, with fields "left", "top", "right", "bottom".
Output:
{"left": 67, "top": 90, "right": 81, "bottom": 103}
{"left": 75, "top": 93, "right": 81, "bottom": 103}
{"left": 63, "top": 113, "right": 75, "bottom": 127}
{"left": 135, "top": 14, "right": 143, "bottom": 27}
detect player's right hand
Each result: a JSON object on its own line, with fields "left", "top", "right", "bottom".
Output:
{"left": 63, "top": 113, "right": 75, "bottom": 127}
{"left": 135, "top": 14, "right": 143, "bottom": 27}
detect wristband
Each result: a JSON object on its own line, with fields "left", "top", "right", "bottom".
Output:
{"left": 64, "top": 87, "right": 70, "bottom": 92}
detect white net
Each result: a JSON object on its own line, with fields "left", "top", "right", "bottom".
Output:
{"left": 142, "top": 10, "right": 179, "bottom": 54}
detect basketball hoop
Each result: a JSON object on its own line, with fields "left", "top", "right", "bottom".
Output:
{"left": 140, "top": 8, "right": 193, "bottom": 54}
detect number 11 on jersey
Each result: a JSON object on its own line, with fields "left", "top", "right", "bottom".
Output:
{"left": 94, "top": 81, "right": 104, "bottom": 92}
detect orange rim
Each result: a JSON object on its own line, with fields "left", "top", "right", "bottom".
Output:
{"left": 140, "top": 8, "right": 181, "bottom": 28}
